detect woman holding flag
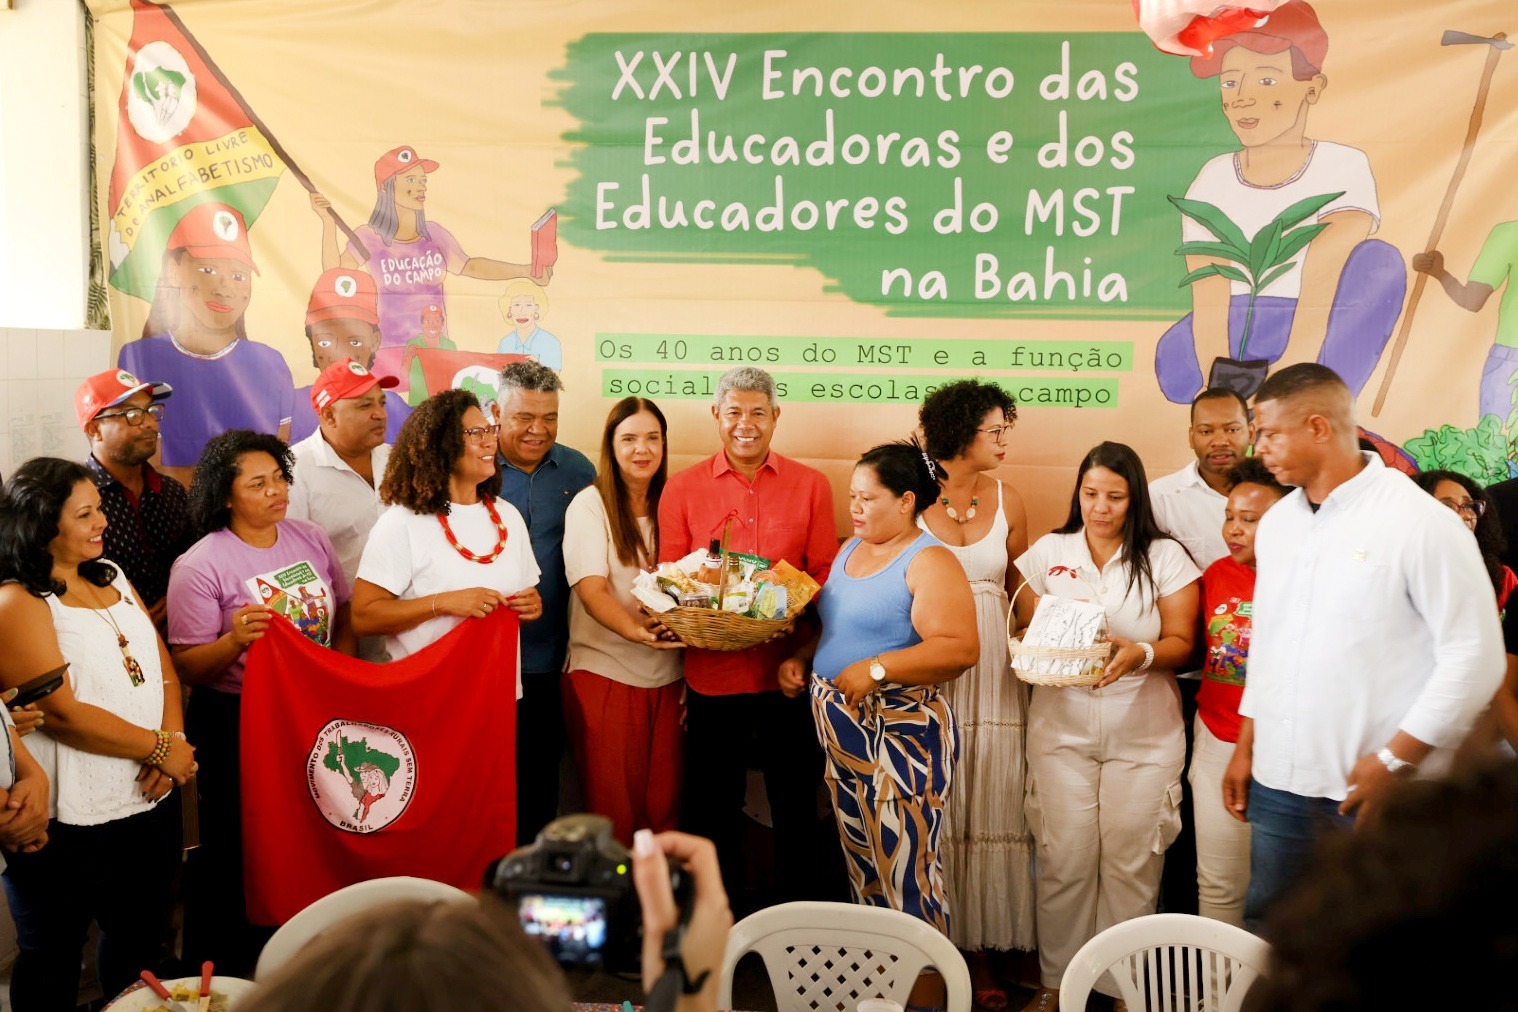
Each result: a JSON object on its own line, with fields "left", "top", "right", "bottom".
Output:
{"left": 168, "top": 430, "right": 353, "bottom": 974}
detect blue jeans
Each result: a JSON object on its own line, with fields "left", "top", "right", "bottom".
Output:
{"left": 1242, "top": 779, "right": 1354, "bottom": 934}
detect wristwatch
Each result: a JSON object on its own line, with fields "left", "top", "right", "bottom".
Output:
{"left": 1376, "top": 747, "right": 1416, "bottom": 775}
{"left": 869, "top": 656, "right": 887, "bottom": 682}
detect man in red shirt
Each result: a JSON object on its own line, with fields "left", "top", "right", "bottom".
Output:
{"left": 659, "top": 366, "right": 840, "bottom": 909}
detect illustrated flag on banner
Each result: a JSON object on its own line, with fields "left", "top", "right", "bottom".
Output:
{"left": 240, "top": 610, "right": 519, "bottom": 925}
{"left": 106, "top": 0, "right": 286, "bottom": 300}
{"left": 1131, "top": 1, "right": 1288, "bottom": 58}
{"left": 412, "top": 347, "right": 527, "bottom": 409}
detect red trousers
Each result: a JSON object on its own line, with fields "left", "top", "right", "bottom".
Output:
{"left": 562, "top": 669, "right": 683, "bottom": 846}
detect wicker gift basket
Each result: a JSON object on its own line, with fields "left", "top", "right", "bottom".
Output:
{"left": 653, "top": 522, "right": 814, "bottom": 652}
{"left": 1005, "top": 580, "right": 1112, "bottom": 687}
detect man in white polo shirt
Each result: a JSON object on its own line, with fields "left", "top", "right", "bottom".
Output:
{"left": 287, "top": 358, "right": 398, "bottom": 661}
{"left": 1227, "top": 364, "right": 1503, "bottom": 932}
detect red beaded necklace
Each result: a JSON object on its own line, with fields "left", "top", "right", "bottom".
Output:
{"left": 437, "top": 497, "right": 509, "bottom": 564}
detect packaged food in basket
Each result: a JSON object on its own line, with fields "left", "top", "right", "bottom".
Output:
{"left": 753, "top": 583, "right": 788, "bottom": 620}
{"left": 755, "top": 560, "right": 820, "bottom": 611}
{"left": 1012, "top": 596, "right": 1109, "bottom": 682}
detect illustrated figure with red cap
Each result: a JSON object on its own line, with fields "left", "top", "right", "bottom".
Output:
{"left": 117, "top": 202, "right": 296, "bottom": 488}
{"left": 309, "top": 144, "right": 551, "bottom": 383}
{"left": 1154, "top": 0, "right": 1406, "bottom": 404}
{"left": 403, "top": 303, "right": 456, "bottom": 406}
{"left": 286, "top": 268, "right": 412, "bottom": 445}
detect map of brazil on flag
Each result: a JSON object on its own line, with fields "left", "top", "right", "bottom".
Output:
{"left": 240, "top": 610, "right": 519, "bottom": 925}
{"left": 106, "top": 0, "right": 285, "bottom": 300}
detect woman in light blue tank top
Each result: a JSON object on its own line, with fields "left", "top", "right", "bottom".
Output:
{"left": 779, "top": 441, "right": 978, "bottom": 1012}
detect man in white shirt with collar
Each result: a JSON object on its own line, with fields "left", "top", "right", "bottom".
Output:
{"left": 1149, "top": 387, "right": 1249, "bottom": 918}
{"left": 287, "top": 358, "right": 397, "bottom": 661}
{"left": 1226, "top": 364, "right": 1503, "bottom": 931}
{"left": 1150, "top": 388, "right": 1251, "bottom": 566}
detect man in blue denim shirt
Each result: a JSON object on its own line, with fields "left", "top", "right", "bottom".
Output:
{"left": 494, "top": 361, "right": 596, "bottom": 844}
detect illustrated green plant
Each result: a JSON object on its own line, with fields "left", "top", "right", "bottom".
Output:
{"left": 1168, "top": 190, "right": 1345, "bottom": 359}
{"left": 1402, "top": 414, "right": 1511, "bottom": 484}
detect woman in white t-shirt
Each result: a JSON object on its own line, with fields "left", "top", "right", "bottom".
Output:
{"left": 1011, "top": 442, "right": 1200, "bottom": 1012}
{"left": 562, "top": 397, "right": 683, "bottom": 846}
{"left": 352, "top": 389, "right": 542, "bottom": 663}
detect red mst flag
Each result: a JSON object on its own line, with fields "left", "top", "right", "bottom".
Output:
{"left": 240, "top": 610, "right": 519, "bottom": 924}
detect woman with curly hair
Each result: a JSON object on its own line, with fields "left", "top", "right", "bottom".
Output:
{"left": 0, "top": 457, "right": 193, "bottom": 1010}
{"left": 916, "top": 380, "right": 1032, "bottom": 1003}
{"left": 168, "top": 430, "right": 353, "bottom": 974}
{"left": 352, "top": 388, "right": 541, "bottom": 663}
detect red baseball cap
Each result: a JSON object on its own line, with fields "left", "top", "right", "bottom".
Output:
{"left": 311, "top": 359, "right": 399, "bottom": 412}
{"left": 373, "top": 145, "right": 440, "bottom": 189}
{"left": 1190, "top": 0, "right": 1328, "bottom": 78}
{"left": 165, "top": 202, "right": 259, "bottom": 272}
{"left": 306, "top": 269, "right": 379, "bottom": 327}
{"left": 75, "top": 368, "right": 173, "bottom": 429}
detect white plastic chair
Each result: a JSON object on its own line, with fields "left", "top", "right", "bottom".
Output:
{"left": 1059, "top": 913, "right": 1272, "bottom": 1012}
{"left": 717, "top": 900, "right": 972, "bottom": 1012}
{"left": 254, "top": 876, "right": 473, "bottom": 980}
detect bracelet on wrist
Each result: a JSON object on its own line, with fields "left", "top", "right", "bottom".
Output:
{"left": 1136, "top": 641, "right": 1155, "bottom": 672}
{"left": 145, "top": 729, "right": 172, "bottom": 767}
{"left": 1376, "top": 746, "right": 1416, "bottom": 775}
{"left": 170, "top": 730, "right": 188, "bottom": 742}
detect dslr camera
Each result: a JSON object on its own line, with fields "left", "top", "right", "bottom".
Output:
{"left": 486, "top": 813, "right": 686, "bottom": 972}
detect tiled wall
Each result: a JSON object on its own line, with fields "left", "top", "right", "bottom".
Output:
{"left": 1, "top": 327, "right": 113, "bottom": 479}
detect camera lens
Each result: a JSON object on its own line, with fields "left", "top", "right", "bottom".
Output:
{"left": 552, "top": 854, "right": 574, "bottom": 874}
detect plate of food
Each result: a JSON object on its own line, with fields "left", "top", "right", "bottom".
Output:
{"left": 104, "top": 976, "right": 256, "bottom": 1011}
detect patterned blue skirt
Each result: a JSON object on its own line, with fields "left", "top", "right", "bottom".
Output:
{"left": 810, "top": 676, "right": 959, "bottom": 934}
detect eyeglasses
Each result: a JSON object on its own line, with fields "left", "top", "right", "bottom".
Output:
{"left": 1437, "top": 497, "right": 1486, "bottom": 520}
{"left": 977, "top": 424, "right": 1014, "bottom": 443}
{"left": 95, "top": 404, "right": 165, "bottom": 427}
{"left": 461, "top": 424, "right": 501, "bottom": 443}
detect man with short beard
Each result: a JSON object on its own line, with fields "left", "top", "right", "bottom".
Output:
{"left": 77, "top": 368, "right": 190, "bottom": 628}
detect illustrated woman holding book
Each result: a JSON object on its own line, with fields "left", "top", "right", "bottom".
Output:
{"left": 311, "top": 146, "right": 552, "bottom": 383}
{"left": 1011, "top": 441, "right": 1200, "bottom": 1012}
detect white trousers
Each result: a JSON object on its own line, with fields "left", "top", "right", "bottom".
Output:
{"left": 1186, "top": 713, "right": 1252, "bottom": 927}
{"left": 1026, "top": 674, "right": 1185, "bottom": 990}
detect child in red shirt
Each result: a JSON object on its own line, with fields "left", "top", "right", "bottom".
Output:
{"left": 1190, "top": 457, "right": 1288, "bottom": 926}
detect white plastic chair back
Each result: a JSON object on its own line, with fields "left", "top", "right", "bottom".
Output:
{"left": 255, "top": 876, "right": 473, "bottom": 980}
{"left": 716, "top": 900, "right": 972, "bottom": 1012}
{"left": 1059, "top": 913, "right": 1272, "bottom": 1012}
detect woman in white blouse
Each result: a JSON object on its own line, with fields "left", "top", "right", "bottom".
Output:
{"left": 1012, "top": 442, "right": 1200, "bottom": 1012}
{"left": 562, "top": 397, "right": 682, "bottom": 845}
{"left": 0, "top": 457, "right": 195, "bottom": 1010}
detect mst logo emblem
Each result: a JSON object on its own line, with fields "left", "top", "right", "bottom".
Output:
{"left": 307, "top": 720, "right": 416, "bottom": 834}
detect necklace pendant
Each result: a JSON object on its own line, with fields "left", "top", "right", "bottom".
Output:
{"left": 123, "top": 651, "right": 145, "bottom": 687}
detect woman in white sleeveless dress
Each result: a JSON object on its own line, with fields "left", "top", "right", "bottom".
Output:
{"left": 918, "top": 381, "right": 1034, "bottom": 1006}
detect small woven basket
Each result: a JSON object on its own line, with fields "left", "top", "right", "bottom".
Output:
{"left": 659, "top": 606, "right": 792, "bottom": 651}
{"left": 1005, "top": 580, "right": 1111, "bottom": 687}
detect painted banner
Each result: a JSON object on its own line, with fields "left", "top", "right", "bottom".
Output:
{"left": 87, "top": 0, "right": 1518, "bottom": 527}
{"left": 240, "top": 610, "right": 518, "bottom": 925}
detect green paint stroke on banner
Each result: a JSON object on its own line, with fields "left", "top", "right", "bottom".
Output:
{"left": 602, "top": 369, "right": 1119, "bottom": 408}
{"left": 554, "top": 33, "right": 1236, "bottom": 319}
{"left": 595, "top": 333, "right": 1132, "bottom": 371}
